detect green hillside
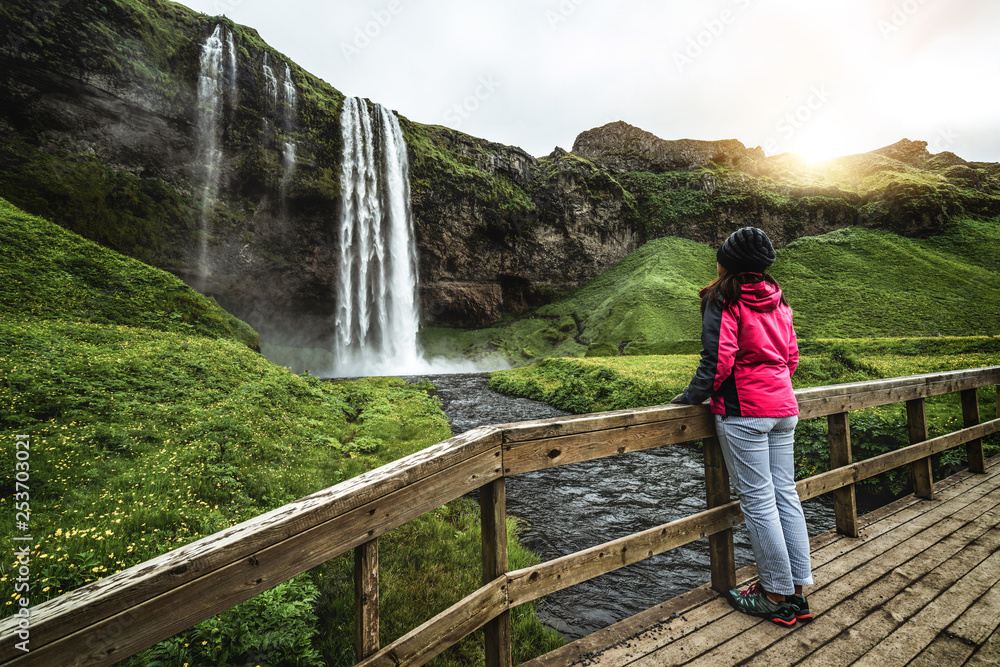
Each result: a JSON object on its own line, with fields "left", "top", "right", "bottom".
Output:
{"left": 0, "top": 197, "right": 258, "bottom": 347}
{"left": 0, "top": 198, "right": 560, "bottom": 665}
{"left": 423, "top": 217, "right": 1000, "bottom": 364}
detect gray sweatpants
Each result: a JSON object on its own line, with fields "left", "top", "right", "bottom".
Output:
{"left": 715, "top": 414, "right": 814, "bottom": 595}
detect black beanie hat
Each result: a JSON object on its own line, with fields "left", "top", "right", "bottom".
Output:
{"left": 716, "top": 227, "right": 776, "bottom": 274}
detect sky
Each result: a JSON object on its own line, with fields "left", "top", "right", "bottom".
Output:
{"left": 175, "top": 0, "right": 1000, "bottom": 163}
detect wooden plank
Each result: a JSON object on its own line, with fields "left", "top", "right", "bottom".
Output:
{"left": 2, "top": 447, "right": 503, "bottom": 667}
{"left": 795, "top": 418, "right": 1000, "bottom": 502}
{"left": 650, "top": 473, "right": 1000, "bottom": 666}
{"left": 506, "top": 502, "right": 743, "bottom": 607}
{"left": 685, "top": 472, "right": 1000, "bottom": 666}
{"left": 503, "top": 414, "right": 716, "bottom": 476}
{"left": 500, "top": 403, "right": 709, "bottom": 443}
{"left": 806, "top": 519, "right": 1000, "bottom": 667}
{"left": 479, "top": 479, "right": 512, "bottom": 667}
{"left": 0, "top": 425, "right": 502, "bottom": 664}
{"left": 793, "top": 367, "right": 1000, "bottom": 418}
{"left": 354, "top": 539, "right": 379, "bottom": 659}
{"left": 907, "top": 634, "right": 980, "bottom": 667}
{"left": 502, "top": 367, "right": 1000, "bottom": 447}
{"left": 963, "top": 388, "right": 986, "bottom": 473}
{"left": 828, "top": 412, "right": 858, "bottom": 537}
{"left": 356, "top": 577, "right": 509, "bottom": 667}
{"left": 778, "top": 488, "right": 1000, "bottom": 667}
{"left": 522, "top": 457, "right": 1000, "bottom": 667}
{"left": 908, "top": 397, "right": 934, "bottom": 499}
{"left": 907, "top": 562, "right": 1000, "bottom": 666}
{"left": 703, "top": 435, "right": 736, "bottom": 592}
{"left": 517, "top": 575, "right": 744, "bottom": 667}
{"left": 967, "top": 622, "right": 1000, "bottom": 665}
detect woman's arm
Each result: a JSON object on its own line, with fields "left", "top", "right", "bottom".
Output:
{"left": 672, "top": 298, "right": 737, "bottom": 404}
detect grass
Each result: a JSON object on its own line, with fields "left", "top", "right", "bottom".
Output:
{"left": 0, "top": 197, "right": 257, "bottom": 348}
{"left": 429, "top": 217, "right": 1000, "bottom": 365}
{"left": 0, "top": 198, "right": 563, "bottom": 665}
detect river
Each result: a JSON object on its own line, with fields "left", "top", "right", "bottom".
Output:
{"left": 410, "top": 372, "right": 837, "bottom": 640}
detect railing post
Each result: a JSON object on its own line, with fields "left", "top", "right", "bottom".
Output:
{"left": 906, "top": 398, "right": 934, "bottom": 499}
{"left": 354, "top": 539, "right": 379, "bottom": 660}
{"left": 828, "top": 412, "right": 859, "bottom": 537}
{"left": 704, "top": 435, "right": 737, "bottom": 592}
{"left": 961, "top": 389, "right": 986, "bottom": 473}
{"left": 480, "top": 478, "right": 512, "bottom": 667}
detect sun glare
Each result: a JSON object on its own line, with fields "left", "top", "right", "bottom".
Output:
{"left": 781, "top": 118, "right": 869, "bottom": 164}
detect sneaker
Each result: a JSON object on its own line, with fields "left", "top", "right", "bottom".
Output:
{"left": 787, "top": 594, "right": 812, "bottom": 623}
{"left": 725, "top": 582, "right": 797, "bottom": 627}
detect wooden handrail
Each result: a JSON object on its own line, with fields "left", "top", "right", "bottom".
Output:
{"left": 2, "top": 366, "right": 998, "bottom": 667}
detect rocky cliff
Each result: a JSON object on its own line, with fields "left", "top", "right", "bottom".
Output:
{"left": 1, "top": 0, "right": 998, "bottom": 354}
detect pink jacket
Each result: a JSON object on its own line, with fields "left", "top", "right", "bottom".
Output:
{"left": 678, "top": 278, "right": 799, "bottom": 417}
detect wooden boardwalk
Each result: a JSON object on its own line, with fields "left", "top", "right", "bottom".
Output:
{"left": 524, "top": 455, "right": 1000, "bottom": 667}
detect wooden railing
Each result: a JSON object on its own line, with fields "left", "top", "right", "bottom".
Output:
{"left": 2, "top": 367, "right": 999, "bottom": 666}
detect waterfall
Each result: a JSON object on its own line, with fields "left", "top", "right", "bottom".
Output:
{"left": 262, "top": 53, "right": 278, "bottom": 107}
{"left": 332, "top": 97, "right": 422, "bottom": 376}
{"left": 195, "top": 24, "right": 226, "bottom": 289}
{"left": 281, "top": 64, "right": 296, "bottom": 188}
{"left": 225, "top": 28, "right": 237, "bottom": 91}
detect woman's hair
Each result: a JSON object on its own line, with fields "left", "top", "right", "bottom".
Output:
{"left": 700, "top": 270, "right": 788, "bottom": 314}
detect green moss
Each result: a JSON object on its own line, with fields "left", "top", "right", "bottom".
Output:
{"left": 585, "top": 342, "right": 619, "bottom": 357}
{"left": 773, "top": 222, "right": 1000, "bottom": 338}
{"left": 402, "top": 121, "right": 536, "bottom": 216}
{"left": 0, "top": 197, "right": 258, "bottom": 348}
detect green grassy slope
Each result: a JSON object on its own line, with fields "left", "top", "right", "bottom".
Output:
{"left": 431, "top": 217, "right": 1000, "bottom": 364}
{"left": 774, "top": 221, "right": 1000, "bottom": 338}
{"left": 0, "top": 197, "right": 258, "bottom": 348}
{"left": 0, "top": 198, "right": 561, "bottom": 665}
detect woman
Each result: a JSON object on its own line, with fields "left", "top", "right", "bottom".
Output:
{"left": 672, "top": 227, "right": 813, "bottom": 627}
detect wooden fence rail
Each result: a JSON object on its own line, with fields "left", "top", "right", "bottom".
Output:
{"left": 2, "top": 367, "right": 999, "bottom": 667}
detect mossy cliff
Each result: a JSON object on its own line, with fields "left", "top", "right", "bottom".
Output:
{"left": 2, "top": 0, "right": 999, "bottom": 348}
{"left": 576, "top": 120, "right": 1000, "bottom": 247}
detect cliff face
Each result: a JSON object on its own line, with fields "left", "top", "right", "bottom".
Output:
{"left": 577, "top": 121, "right": 1000, "bottom": 249}
{"left": 2, "top": 0, "right": 999, "bottom": 352}
{"left": 573, "top": 121, "right": 765, "bottom": 174}
{"left": 406, "top": 127, "right": 638, "bottom": 326}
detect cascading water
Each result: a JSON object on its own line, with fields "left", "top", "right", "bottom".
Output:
{"left": 225, "top": 28, "right": 237, "bottom": 91}
{"left": 281, "top": 64, "right": 297, "bottom": 188}
{"left": 262, "top": 52, "right": 278, "bottom": 107}
{"left": 332, "top": 97, "right": 422, "bottom": 376}
{"left": 195, "top": 24, "right": 226, "bottom": 289}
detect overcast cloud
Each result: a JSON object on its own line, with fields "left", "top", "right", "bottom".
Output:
{"left": 175, "top": 0, "right": 1000, "bottom": 162}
